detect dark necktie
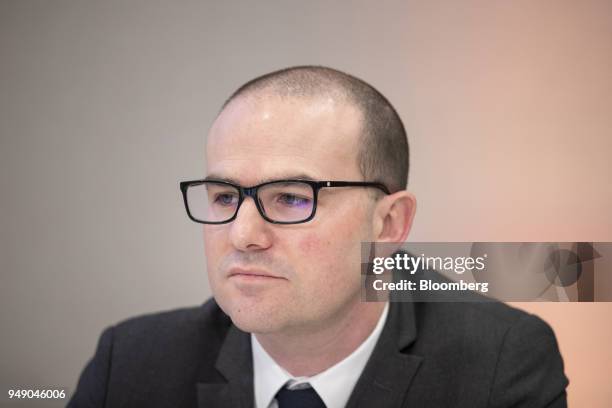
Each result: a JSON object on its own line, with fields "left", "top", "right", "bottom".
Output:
{"left": 275, "top": 383, "right": 326, "bottom": 408}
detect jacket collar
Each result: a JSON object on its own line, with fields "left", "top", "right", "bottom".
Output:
{"left": 344, "top": 300, "right": 423, "bottom": 407}
{"left": 197, "top": 300, "right": 421, "bottom": 408}
{"left": 197, "top": 324, "right": 254, "bottom": 408}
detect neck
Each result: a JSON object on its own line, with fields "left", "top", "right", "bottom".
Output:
{"left": 254, "top": 300, "right": 386, "bottom": 377}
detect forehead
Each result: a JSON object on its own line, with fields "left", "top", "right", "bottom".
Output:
{"left": 206, "top": 94, "right": 364, "bottom": 183}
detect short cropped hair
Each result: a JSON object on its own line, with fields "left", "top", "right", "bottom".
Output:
{"left": 221, "top": 66, "right": 409, "bottom": 193}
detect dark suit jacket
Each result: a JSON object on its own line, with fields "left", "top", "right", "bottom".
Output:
{"left": 68, "top": 297, "right": 568, "bottom": 407}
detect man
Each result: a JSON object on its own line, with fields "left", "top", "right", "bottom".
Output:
{"left": 69, "top": 66, "right": 568, "bottom": 407}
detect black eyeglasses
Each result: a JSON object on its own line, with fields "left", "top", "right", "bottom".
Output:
{"left": 179, "top": 179, "right": 390, "bottom": 225}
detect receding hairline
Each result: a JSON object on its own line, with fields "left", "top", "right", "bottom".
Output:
{"left": 212, "top": 71, "right": 370, "bottom": 166}
{"left": 210, "top": 89, "right": 367, "bottom": 173}
{"left": 211, "top": 89, "right": 366, "bottom": 145}
{"left": 215, "top": 66, "right": 409, "bottom": 192}
{"left": 221, "top": 66, "right": 365, "bottom": 109}
{"left": 216, "top": 81, "right": 361, "bottom": 128}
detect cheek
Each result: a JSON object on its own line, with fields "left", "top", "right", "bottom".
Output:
{"left": 296, "top": 229, "right": 352, "bottom": 261}
{"left": 295, "top": 233, "right": 339, "bottom": 281}
{"left": 296, "top": 205, "right": 372, "bottom": 258}
{"left": 297, "top": 232, "right": 329, "bottom": 254}
{"left": 296, "top": 227, "right": 362, "bottom": 273}
{"left": 203, "top": 229, "right": 227, "bottom": 275}
{"left": 295, "top": 230, "right": 363, "bottom": 301}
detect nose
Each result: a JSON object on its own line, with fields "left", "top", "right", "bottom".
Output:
{"left": 228, "top": 196, "right": 272, "bottom": 252}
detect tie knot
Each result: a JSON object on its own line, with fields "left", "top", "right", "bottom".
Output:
{"left": 275, "top": 383, "right": 326, "bottom": 408}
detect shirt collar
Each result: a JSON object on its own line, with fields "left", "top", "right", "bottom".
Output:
{"left": 252, "top": 302, "right": 389, "bottom": 408}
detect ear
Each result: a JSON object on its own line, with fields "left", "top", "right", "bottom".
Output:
{"left": 372, "top": 191, "right": 417, "bottom": 255}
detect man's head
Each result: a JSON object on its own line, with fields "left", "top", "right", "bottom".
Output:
{"left": 202, "top": 66, "right": 416, "bottom": 335}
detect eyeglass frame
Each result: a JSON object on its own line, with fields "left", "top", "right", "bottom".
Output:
{"left": 179, "top": 178, "right": 391, "bottom": 225}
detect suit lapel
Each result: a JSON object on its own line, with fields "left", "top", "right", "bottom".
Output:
{"left": 345, "top": 300, "right": 423, "bottom": 408}
{"left": 197, "top": 325, "right": 254, "bottom": 408}
{"left": 195, "top": 284, "right": 422, "bottom": 408}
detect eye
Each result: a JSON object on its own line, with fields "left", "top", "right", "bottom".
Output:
{"left": 277, "top": 193, "right": 311, "bottom": 208}
{"left": 214, "top": 193, "right": 238, "bottom": 206}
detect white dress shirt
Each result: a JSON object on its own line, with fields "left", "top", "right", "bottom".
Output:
{"left": 252, "top": 302, "right": 389, "bottom": 408}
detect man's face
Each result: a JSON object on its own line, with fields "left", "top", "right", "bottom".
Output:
{"left": 204, "top": 94, "right": 376, "bottom": 334}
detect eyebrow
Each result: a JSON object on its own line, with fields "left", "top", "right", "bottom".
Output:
{"left": 203, "top": 172, "right": 319, "bottom": 185}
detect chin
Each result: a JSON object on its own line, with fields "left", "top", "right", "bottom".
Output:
{"left": 229, "top": 309, "right": 284, "bottom": 334}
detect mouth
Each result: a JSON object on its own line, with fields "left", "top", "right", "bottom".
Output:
{"left": 228, "top": 267, "right": 285, "bottom": 280}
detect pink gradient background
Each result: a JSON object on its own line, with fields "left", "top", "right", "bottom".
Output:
{"left": 403, "top": 2, "right": 612, "bottom": 242}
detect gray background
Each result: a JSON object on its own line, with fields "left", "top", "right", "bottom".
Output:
{"left": 1, "top": 1, "right": 611, "bottom": 406}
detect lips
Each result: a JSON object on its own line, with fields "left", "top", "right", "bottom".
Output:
{"left": 228, "top": 267, "right": 284, "bottom": 280}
